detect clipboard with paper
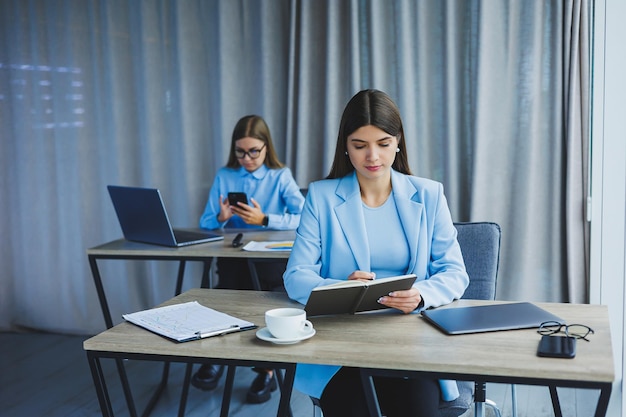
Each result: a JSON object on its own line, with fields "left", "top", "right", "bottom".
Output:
{"left": 122, "top": 301, "right": 256, "bottom": 342}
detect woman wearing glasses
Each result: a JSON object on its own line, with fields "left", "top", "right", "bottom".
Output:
{"left": 199, "top": 114, "right": 304, "bottom": 232}
{"left": 195, "top": 114, "right": 305, "bottom": 403}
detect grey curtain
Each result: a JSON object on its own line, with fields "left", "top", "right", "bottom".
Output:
{"left": 0, "top": 0, "right": 590, "bottom": 334}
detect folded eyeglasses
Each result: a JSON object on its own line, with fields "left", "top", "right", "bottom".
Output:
{"left": 537, "top": 321, "right": 595, "bottom": 342}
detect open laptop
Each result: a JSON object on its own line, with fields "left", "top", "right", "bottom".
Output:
{"left": 107, "top": 185, "right": 224, "bottom": 247}
{"left": 421, "top": 302, "right": 564, "bottom": 335}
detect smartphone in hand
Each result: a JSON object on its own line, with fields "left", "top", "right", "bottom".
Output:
{"left": 227, "top": 192, "right": 248, "bottom": 206}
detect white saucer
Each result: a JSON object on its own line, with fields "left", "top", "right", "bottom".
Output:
{"left": 256, "top": 326, "right": 316, "bottom": 345}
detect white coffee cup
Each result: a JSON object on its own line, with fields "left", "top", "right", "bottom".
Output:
{"left": 265, "top": 308, "right": 313, "bottom": 339}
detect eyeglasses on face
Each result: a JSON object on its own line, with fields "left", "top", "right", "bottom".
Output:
{"left": 235, "top": 143, "right": 266, "bottom": 159}
{"left": 537, "top": 321, "right": 595, "bottom": 341}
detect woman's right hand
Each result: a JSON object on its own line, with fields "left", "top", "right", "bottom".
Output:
{"left": 217, "top": 195, "right": 233, "bottom": 223}
{"left": 347, "top": 270, "right": 376, "bottom": 282}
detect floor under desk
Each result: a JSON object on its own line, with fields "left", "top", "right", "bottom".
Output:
{"left": 0, "top": 331, "right": 600, "bottom": 417}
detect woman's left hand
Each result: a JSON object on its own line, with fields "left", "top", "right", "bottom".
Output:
{"left": 230, "top": 197, "right": 266, "bottom": 226}
{"left": 378, "top": 287, "right": 423, "bottom": 314}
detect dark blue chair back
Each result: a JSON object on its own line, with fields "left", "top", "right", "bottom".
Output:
{"left": 454, "top": 222, "right": 501, "bottom": 301}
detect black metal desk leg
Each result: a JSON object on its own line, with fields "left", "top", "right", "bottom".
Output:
{"left": 247, "top": 259, "right": 263, "bottom": 291}
{"left": 200, "top": 258, "right": 214, "bottom": 288}
{"left": 140, "top": 362, "right": 170, "bottom": 417}
{"left": 89, "top": 255, "right": 114, "bottom": 329}
{"left": 115, "top": 359, "right": 139, "bottom": 417}
{"left": 595, "top": 384, "right": 612, "bottom": 417}
{"left": 549, "top": 385, "right": 563, "bottom": 417}
{"left": 220, "top": 365, "right": 237, "bottom": 417}
{"left": 276, "top": 366, "right": 296, "bottom": 417}
{"left": 360, "top": 369, "right": 383, "bottom": 417}
{"left": 87, "top": 352, "right": 114, "bottom": 417}
{"left": 89, "top": 256, "right": 139, "bottom": 417}
{"left": 274, "top": 370, "right": 293, "bottom": 417}
{"left": 178, "top": 363, "right": 194, "bottom": 417}
{"left": 174, "top": 260, "right": 186, "bottom": 295}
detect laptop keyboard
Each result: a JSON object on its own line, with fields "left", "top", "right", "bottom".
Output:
{"left": 174, "top": 230, "right": 215, "bottom": 242}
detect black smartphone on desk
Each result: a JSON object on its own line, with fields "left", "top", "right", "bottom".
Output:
{"left": 537, "top": 335, "right": 576, "bottom": 358}
{"left": 228, "top": 192, "right": 248, "bottom": 206}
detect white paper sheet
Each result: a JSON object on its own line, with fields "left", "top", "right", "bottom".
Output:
{"left": 122, "top": 301, "right": 255, "bottom": 342}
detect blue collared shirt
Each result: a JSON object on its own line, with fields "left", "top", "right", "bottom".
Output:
{"left": 199, "top": 164, "right": 305, "bottom": 230}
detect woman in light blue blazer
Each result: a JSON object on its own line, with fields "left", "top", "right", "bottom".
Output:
{"left": 283, "top": 90, "right": 469, "bottom": 417}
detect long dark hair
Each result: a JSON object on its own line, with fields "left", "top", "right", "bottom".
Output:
{"left": 327, "top": 89, "right": 412, "bottom": 179}
{"left": 226, "top": 115, "right": 284, "bottom": 169}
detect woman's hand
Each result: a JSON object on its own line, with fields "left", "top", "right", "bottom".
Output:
{"left": 347, "top": 270, "right": 376, "bottom": 282}
{"left": 230, "top": 197, "right": 266, "bottom": 225}
{"left": 217, "top": 195, "right": 233, "bottom": 223}
{"left": 378, "top": 287, "right": 423, "bottom": 314}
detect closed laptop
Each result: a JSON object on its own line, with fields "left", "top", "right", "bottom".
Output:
{"left": 421, "top": 302, "right": 563, "bottom": 335}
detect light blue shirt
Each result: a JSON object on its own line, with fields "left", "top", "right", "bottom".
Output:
{"left": 363, "top": 196, "right": 410, "bottom": 277}
{"left": 199, "top": 164, "right": 304, "bottom": 230}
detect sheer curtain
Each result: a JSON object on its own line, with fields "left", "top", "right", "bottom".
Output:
{"left": 0, "top": 0, "right": 589, "bottom": 335}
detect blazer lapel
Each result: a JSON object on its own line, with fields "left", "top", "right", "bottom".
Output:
{"left": 391, "top": 171, "right": 424, "bottom": 274}
{"left": 334, "top": 173, "right": 371, "bottom": 272}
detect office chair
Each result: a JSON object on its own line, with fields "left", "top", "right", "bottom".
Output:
{"left": 438, "top": 221, "right": 512, "bottom": 417}
{"left": 311, "top": 222, "right": 513, "bottom": 417}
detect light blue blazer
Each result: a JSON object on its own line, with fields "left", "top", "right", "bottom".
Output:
{"left": 283, "top": 170, "right": 469, "bottom": 401}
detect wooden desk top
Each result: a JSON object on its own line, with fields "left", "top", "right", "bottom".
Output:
{"left": 86, "top": 229, "right": 295, "bottom": 259}
{"left": 84, "top": 289, "right": 614, "bottom": 386}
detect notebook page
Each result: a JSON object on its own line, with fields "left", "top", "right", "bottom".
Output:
{"left": 123, "top": 301, "right": 254, "bottom": 341}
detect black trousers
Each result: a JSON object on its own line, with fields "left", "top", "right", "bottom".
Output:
{"left": 320, "top": 366, "right": 440, "bottom": 417}
{"left": 215, "top": 257, "right": 286, "bottom": 291}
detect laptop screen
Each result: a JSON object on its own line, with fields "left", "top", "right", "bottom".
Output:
{"left": 107, "top": 185, "right": 223, "bottom": 247}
